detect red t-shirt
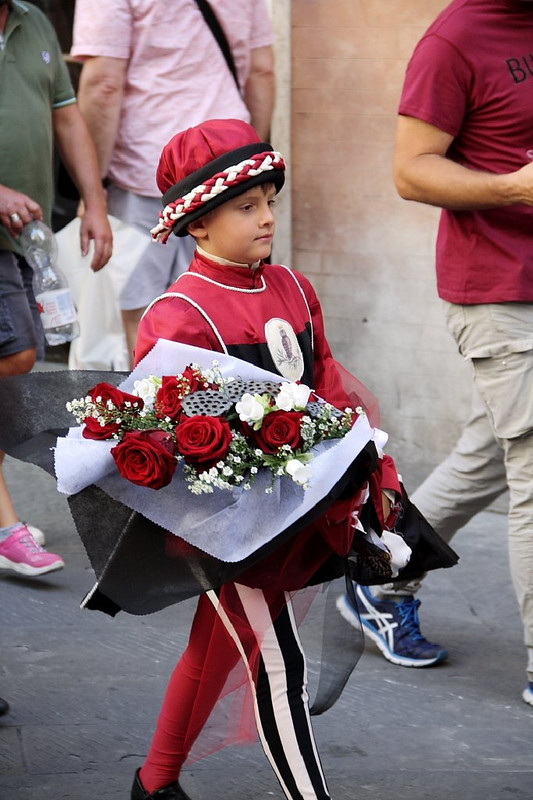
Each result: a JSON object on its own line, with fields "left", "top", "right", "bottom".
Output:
{"left": 399, "top": 0, "right": 533, "bottom": 304}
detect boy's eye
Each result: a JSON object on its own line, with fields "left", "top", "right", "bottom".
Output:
{"left": 268, "top": 199, "right": 276, "bottom": 208}
{"left": 241, "top": 204, "right": 254, "bottom": 212}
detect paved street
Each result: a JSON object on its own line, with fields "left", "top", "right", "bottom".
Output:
{"left": 1, "top": 370, "right": 532, "bottom": 799}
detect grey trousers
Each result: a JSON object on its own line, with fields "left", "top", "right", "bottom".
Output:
{"left": 379, "top": 302, "right": 533, "bottom": 681}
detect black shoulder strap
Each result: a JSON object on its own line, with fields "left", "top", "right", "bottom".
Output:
{"left": 193, "top": 0, "right": 240, "bottom": 92}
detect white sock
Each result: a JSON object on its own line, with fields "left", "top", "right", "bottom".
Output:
{"left": 0, "top": 522, "right": 24, "bottom": 543}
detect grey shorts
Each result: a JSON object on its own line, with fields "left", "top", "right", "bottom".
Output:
{"left": 106, "top": 184, "right": 195, "bottom": 310}
{"left": 0, "top": 250, "right": 45, "bottom": 360}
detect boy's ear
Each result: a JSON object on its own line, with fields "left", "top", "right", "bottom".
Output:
{"left": 186, "top": 218, "right": 208, "bottom": 240}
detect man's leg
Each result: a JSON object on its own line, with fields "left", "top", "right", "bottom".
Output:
{"left": 0, "top": 252, "right": 63, "bottom": 575}
{"left": 389, "top": 383, "right": 508, "bottom": 595}
{"left": 447, "top": 302, "right": 533, "bottom": 701}
{"left": 502, "top": 431, "right": 533, "bottom": 699}
{"left": 337, "top": 386, "right": 507, "bottom": 666}
{"left": 412, "top": 390, "right": 508, "bottom": 542}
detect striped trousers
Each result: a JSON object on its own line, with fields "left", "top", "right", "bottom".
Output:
{"left": 140, "top": 583, "right": 331, "bottom": 800}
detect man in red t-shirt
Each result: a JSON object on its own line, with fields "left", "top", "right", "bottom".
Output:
{"left": 338, "top": 0, "right": 533, "bottom": 707}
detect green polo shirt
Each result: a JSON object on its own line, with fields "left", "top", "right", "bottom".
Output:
{"left": 0, "top": 0, "right": 75, "bottom": 253}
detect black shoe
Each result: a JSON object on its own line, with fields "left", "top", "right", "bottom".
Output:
{"left": 131, "top": 768, "right": 193, "bottom": 800}
{"left": 0, "top": 696, "right": 9, "bottom": 716}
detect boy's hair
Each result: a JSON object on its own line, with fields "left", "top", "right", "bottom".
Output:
{"left": 151, "top": 119, "right": 285, "bottom": 243}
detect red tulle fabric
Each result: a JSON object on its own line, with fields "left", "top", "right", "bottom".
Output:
{"left": 139, "top": 583, "right": 323, "bottom": 793}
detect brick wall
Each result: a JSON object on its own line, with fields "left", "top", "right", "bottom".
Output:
{"left": 290, "top": 0, "right": 470, "bottom": 488}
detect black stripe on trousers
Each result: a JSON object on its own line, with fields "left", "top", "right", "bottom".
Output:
{"left": 255, "top": 602, "right": 331, "bottom": 800}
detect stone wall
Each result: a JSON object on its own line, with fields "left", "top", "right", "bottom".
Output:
{"left": 290, "top": 0, "right": 470, "bottom": 488}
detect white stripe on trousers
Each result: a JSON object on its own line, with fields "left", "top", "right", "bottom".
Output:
{"left": 206, "top": 586, "right": 330, "bottom": 800}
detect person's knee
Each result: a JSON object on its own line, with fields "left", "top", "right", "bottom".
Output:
{"left": 0, "top": 348, "right": 37, "bottom": 376}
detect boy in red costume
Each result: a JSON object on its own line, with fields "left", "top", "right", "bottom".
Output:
{"left": 131, "top": 119, "right": 403, "bottom": 800}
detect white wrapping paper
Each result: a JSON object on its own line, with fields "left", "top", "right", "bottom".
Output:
{"left": 55, "top": 340, "right": 388, "bottom": 563}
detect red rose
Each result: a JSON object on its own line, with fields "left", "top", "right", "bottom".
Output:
{"left": 88, "top": 382, "right": 143, "bottom": 409}
{"left": 83, "top": 416, "right": 122, "bottom": 440}
{"left": 155, "top": 376, "right": 186, "bottom": 421}
{"left": 175, "top": 415, "right": 232, "bottom": 471}
{"left": 111, "top": 430, "right": 177, "bottom": 490}
{"left": 246, "top": 410, "right": 304, "bottom": 455}
{"left": 82, "top": 382, "right": 144, "bottom": 441}
{"left": 155, "top": 368, "right": 214, "bottom": 421}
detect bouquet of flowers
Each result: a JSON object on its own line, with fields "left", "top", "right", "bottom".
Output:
{"left": 66, "top": 362, "right": 357, "bottom": 495}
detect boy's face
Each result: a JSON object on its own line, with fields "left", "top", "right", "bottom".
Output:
{"left": 189, "top": 184, "right": 276, "bottom": 265}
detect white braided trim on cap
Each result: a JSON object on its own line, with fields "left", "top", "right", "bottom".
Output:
{"left": 151, "top": 150, "right": 284, "bottom": 243}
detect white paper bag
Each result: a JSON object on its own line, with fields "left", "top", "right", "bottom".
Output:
{"left": 55, "top": 215, "right": 150, "bottom": 371}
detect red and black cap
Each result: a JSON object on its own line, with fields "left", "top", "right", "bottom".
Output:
{"left": 151, "top": 119, "right": 285, "bottom": 241}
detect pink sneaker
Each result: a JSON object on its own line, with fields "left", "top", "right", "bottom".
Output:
{"left": 0, "top": 525, "right": 64, "bottom": 576}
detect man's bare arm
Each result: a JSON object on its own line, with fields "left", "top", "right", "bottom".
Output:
{"left": 394, "top": 115, "right": 533, "bottom": 210}
{"left": 76, "top": 55, "right": 128, "bottom": 178}
{"left": 53, "top": 103, "right": 112, "bottom": 271}
{"left": 244, "top": 45, "right": 275, "bottom": 142}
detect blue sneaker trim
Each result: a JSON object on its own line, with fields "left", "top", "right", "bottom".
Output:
{"left": 337, "top": 584, "right": 448, "bottom": 668}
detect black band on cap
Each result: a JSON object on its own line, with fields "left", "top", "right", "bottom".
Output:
{"left": 161, "top": 142, "right": 274, "bottom": 207}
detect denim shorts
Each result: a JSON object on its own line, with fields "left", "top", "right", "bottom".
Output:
{"left": 0, "top": 250, "right": 45, "bottom": 360}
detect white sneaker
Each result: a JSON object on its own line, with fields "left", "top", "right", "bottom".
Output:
{"left": 23, "top": 523, "right": 46, "bottom": 547}
{"left": 522, "top": 683, "right": 533, "bottom": 707}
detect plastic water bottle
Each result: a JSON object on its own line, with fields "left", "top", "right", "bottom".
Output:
{"left": 20, "top": 220, "right": 79, "bottom": 346}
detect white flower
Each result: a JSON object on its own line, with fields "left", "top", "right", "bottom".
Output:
{"left": 133, "top": 377, "right": 158, "bottom": 406}
{"left": 235, "top": 393, "right": 265, "bottom": 424}
{"left": 276, "top": 382, "right": 311, "bottom": 411}
{"left": 285, "top": 459, "right": 313, "bottom": 486}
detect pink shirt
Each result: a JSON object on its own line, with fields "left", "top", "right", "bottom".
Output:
{"left": 399, "top": 0, "right": 533, "bottom": 304}
{"left": 71, "top": 0, "right": 274, "bottom": 196}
